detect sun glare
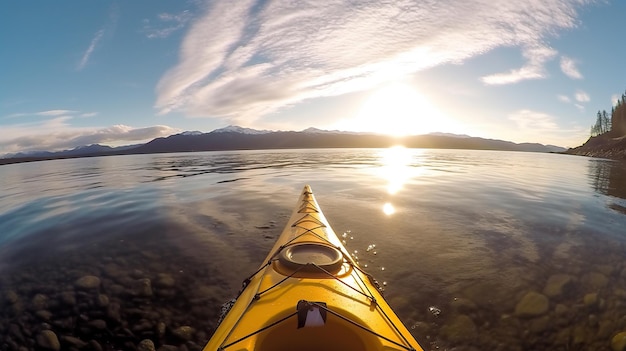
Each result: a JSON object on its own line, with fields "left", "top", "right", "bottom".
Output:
{"left": 354, "top": 83, "right": 442, "bottom": 137}
{"left": 380, "top": 146, "right": 413, "bottom": 194}
{"left": 382, "top": 202, "right": 396, "bottom": 215}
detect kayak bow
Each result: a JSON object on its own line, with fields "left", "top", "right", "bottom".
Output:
{"left": 203, "top": 185, "right": 423, "bottom": 351}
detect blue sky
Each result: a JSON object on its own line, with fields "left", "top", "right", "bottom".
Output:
{"left": 1, "top": 0, "right": 625, "bottom": 154}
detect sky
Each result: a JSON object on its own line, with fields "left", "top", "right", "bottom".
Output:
{"left": 2, "top": 0, "right": 626, "bottom": 154}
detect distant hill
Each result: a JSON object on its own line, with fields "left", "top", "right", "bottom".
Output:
{"left": 3, "top": 144, "right": 140, "bottom": 159}
{"left": 0, "top": 126, "right": 566, "bottom": 165}
{"left": 130, "top": 128, "right": 565, "bottom": 154}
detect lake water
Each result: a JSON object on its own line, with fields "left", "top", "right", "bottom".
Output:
{"left": 1, "top": 148, "right": 626, "bottom": 351}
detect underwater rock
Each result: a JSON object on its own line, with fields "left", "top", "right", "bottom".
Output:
{"left": 441, "top": 315, "right": 477, "bottom": 343}
{"left": 581, "top": 272, "right": 608, "bottom": 290}
{"left": 583, "top": 293, "right": 599, "bottom": 308}
{"left": 8, "top": 323, "right": 25, "bottom": 342}
{"left": 612, "top": 332, "right": 626, "bottom": 351}
{"left": 132, "top": 319, "right": 153, "bottom": 333}
{"left": 554, "top": 304, "right": 568, "bottom": 315}
{"left": 155, "top": 273, "right": 176, "bottom": 288}
{"left": 528, "top": 315, "right": 550, "bottom": 334}
{"left": 172, "top": 326, "right": 195, "bottom": 341}
{"left": 514, "top": 291, "right": 549, "bottom": 318}
{"left": 35, "top": 310, "right": 53, "bottom": 321}
{"left": 36, "top": 330, "right": 60, "bottom": 351}
{"left": 132, "top": 278, "right": 153, "bottom": 297}
{"left": 157, "top": 321, "right": 167, "bottom": 338}
{"left": 572, "top": 325, "right": 589, "bottom": 345}
{"left": 137, "top": 339, "right": 156, "bottom": 351}
{"left": 60, "top": 291, "right": 76, "bottom": 306}
{"left": 102, "top": 263, "right": 126, "bottom": 281}
{"left": 97, "top": 294, "right": 110, "bottom": 307}
{"left": 543, "top": 274, "right": 573, "bottom": 298}
{"left": 88, "top": 319, "right": 107, "bottom": 330}
{"left": 599, "top": 320, "right": 617, "bottom": 338}
{"left": 89, "top": 340, "right": 103, "bottom": 351}
{"left": 61, "top": 335, "right": 88, "bottom": 348}
{"left": 32, "top": 294, "right": 49, "bottom": 310}
{"left": 5, "top": 290, "right": 19, "bottom": 304}
{"left": 131, "top": 269, "right": 145, "bottom": 279}
{"left": 106, "top": 302, "right": 122, "bottom": 323}
{"left": 108, "top": 284, "right": 126, "bottom": 296}
{"left": 75, "top": 276, "right": 101, "bottom": 290}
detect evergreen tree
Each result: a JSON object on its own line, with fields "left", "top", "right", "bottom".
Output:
{"left": 591, "top": 89, "right": 626, "bottom": 137}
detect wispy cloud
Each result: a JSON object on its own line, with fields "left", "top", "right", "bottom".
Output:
{"left": 560, "top": 56, "right": 583, "bottom": 79}
{"left": 5, "top": 110, "right": 76, "bottom": 119}
{"left": 575, "top": 90, "right": 590, "bottom": 103}
{"left": 76, "top": 4, "right": 119, "bottom": 71}
{"left": 143, "top": 11, "right": 193, "bottom": 39}
{"left": 557, "top": 94, "right": 571, "bottom": 103}
{"left": 156, "top": 0, "right": 597, "bottom": 122}
{"left": 78, "top": 29, "right": 105, "bottom": 71}
{"left": 481, "top": 45, "right": 557, "bottom": 85}
{"left": 36, "top": 110, "right": 77, "bottom": 117}
{"left": 557, "top": 90, "right": 590, "bottom": 111}
{"left": 509, "top": 110, "right": 560, "bottom": 133}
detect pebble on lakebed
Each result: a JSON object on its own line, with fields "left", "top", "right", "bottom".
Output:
{"left": 514, "top": 291, "right": 549, "bottom": 318}
{"left": 36, "top": 330, "right": 61, "bottom": 351}
{"left": 74, "top": 275, "right": 101, "bottom": 290}
{"left": 613, "top": 332, "right": 626, "bottom": 351}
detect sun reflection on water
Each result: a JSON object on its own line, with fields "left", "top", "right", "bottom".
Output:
{"left": 382, "top": 202, "right": 396, "bottom": 215}
{"left": 378, "top": 145, "right": 423, "bottom": 196}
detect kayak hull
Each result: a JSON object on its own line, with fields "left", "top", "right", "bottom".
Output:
{"left": 203, "top": 185, "right": 422, "bottom": 351}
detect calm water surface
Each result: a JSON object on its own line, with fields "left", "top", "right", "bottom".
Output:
{"left": 1, "top": 148, "right": 626, "bottom": 351}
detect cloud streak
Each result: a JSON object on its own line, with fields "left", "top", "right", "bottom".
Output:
{"left": 76, "top": 4, "right": 119, "bottom": 71}
{"left": 156, "top": 0, "right": 597, "bottom": 123}
{"left": 78, "top": 29, "right": 105, "bottom": 71}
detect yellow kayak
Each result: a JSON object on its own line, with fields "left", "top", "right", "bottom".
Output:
{"left": 203, "top": 185, "right": 423, "bottom": 351}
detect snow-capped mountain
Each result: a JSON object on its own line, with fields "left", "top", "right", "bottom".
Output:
{"left": 180, "top": 131, "right": 204, "bottom": 136}
{"left": 300, "top": 127, "right": 369, "bottom": 134}
{"left": 212, "top": 125, "right": 273, "bottom": 134}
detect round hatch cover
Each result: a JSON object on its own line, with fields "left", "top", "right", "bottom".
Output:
{"left": 278, "top": 243, "right": 343, "bottom": 274}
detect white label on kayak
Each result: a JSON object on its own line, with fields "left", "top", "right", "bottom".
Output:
{"left": 304, "top": 306, "right": 326, "bottom": 327}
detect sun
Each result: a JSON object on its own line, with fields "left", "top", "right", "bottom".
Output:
{"left": 351, "top": 82, "right": 443, "bottom": 137}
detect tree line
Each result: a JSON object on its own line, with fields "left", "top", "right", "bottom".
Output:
{"left": 591, "top": 90, "right": 626, "bottom": 137}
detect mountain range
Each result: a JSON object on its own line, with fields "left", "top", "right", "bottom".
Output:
{"left": 0, "top": 126, "right": 566, "bottom": 165}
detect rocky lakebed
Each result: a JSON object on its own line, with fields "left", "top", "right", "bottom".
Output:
{"left": 0, "top": 234, "right": 228, "bottom": 351}
{"left": 3, "top": 228, "right": 626, "bottom": 351}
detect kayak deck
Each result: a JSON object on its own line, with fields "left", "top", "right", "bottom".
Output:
{"left": 203, "top": 185, "right": 423, "bottom": 351}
